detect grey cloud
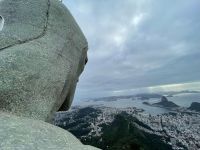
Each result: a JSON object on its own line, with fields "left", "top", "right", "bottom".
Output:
{"left": 63, "top": 0, "right": 200, "bottom": 100}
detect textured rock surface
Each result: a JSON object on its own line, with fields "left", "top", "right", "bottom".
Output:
{"left": 0, "top": 113, "right": 100, "bottom": 150}
{"left": 0, "top": 0, "right": 100, "bottom": 149}
{"left": 0, "top": 0, "right": 87, "bottom": 121}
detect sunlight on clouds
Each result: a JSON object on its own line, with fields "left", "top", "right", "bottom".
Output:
{"left": 111, "top": 13, "right": 146, "bottom": 48}
{"left": 113, "top": 35, "right": 124, "bottom": 46}
{"left": 147, "top": 82, "right": 200, "bottom": 93}
{"left": 112, "top": 27, "right": 128, "bottom": 47}
{"left": 131, "top": 13, "right": 145, "bottom": 27}
{"left": 112, "top": 82, "right": 200, "bottom": 96}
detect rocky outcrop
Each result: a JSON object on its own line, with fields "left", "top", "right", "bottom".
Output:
{"left": 0, "top": 0, "right": 88, "bottom": 121}
{"left": 153, "top": 96, "right": 179, "bottom": 108}
{"left": 0, "top": 112, "right": 100, "bottom": 150}
{"left": 0, "top": 0, "right": 100, "bottom": 149}
{"left": 188, "top": 102, "right": 200, "bottom": 112}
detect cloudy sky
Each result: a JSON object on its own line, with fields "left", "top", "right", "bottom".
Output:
{"left": 63, "top": 0, "right": 200, "bottom": 102}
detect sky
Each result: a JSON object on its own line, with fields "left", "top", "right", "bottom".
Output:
{"left": 63, "top": 0, "right": 200, "bottom": 102}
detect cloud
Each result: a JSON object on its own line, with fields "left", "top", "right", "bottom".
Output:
{"left": 63, "top": 0, "right": 200, "bottom": 100}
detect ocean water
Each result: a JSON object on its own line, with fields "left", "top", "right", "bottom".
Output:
{"left": 168, "top": 93, "right": 200, "bottom": 107}
{"left": 78, "top": 93, "right": 200, "bottom": 115}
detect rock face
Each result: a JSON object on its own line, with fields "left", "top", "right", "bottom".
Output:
{"left": 0, "top": 113, "right": 100, "bottom": 150}
{"left": 153, "top": 96, "right": 179, "bottom": 108}
{"left": 161, "top": 96, "right": 168, "bottom": 102}
{"left": 0, "top": 0, "right": 100, "bottom": 149}
{"left": 0, "top": 0, "right": 88, "bottom": 121}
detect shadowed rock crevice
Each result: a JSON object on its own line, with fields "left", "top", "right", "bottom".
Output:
{"left": 0, "top": 15, "right": 4, "bottom": 31}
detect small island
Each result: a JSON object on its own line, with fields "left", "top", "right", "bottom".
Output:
{"left": 188, "top": 102, "right": 200, "bottom": 112}
{"left": 143, "top": 96, "right": 179, "bottom": 109}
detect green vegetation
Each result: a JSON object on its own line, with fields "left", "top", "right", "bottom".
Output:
{"left": 83, "top": 113, "right": 172, "bottom": 150}
{"left": 57, "top": 107, "right": 172, "bottom": 150}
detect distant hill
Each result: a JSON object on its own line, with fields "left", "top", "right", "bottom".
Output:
{"left": 188, "top": 102, "right": 200, "bottom": 112}
{"left": 98, "top": 113, "right": 172, "bottom": 150}
{"left": 153, "top": 96, "right": 179, "bottom": 108}
{"left": 143, "top": 96, "right": 179, "bottom": 109}
{"left": 87, "top": 91, "right": 200, "bottom": 102}
{"left": 54, "top": 107, "right": 172, "bottom": 150}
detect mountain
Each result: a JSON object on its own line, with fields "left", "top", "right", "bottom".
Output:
{"left": 54, "top": 106, "right": 172, "bottom": 150}
{"left": 54, "top": 105, "right": 200, "bottom": 150}
{"left": 96, "top": 113, "right": 171, "bottom": 150}
{"left": 152, "top": 96, "right": 179, "bottom": 108}
{"left": 188, "top": 102, "right": 200, "bottom": 112}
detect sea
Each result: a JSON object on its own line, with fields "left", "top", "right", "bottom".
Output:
{"left": 78, "top": 93, "right": 200, "bottom": 115}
